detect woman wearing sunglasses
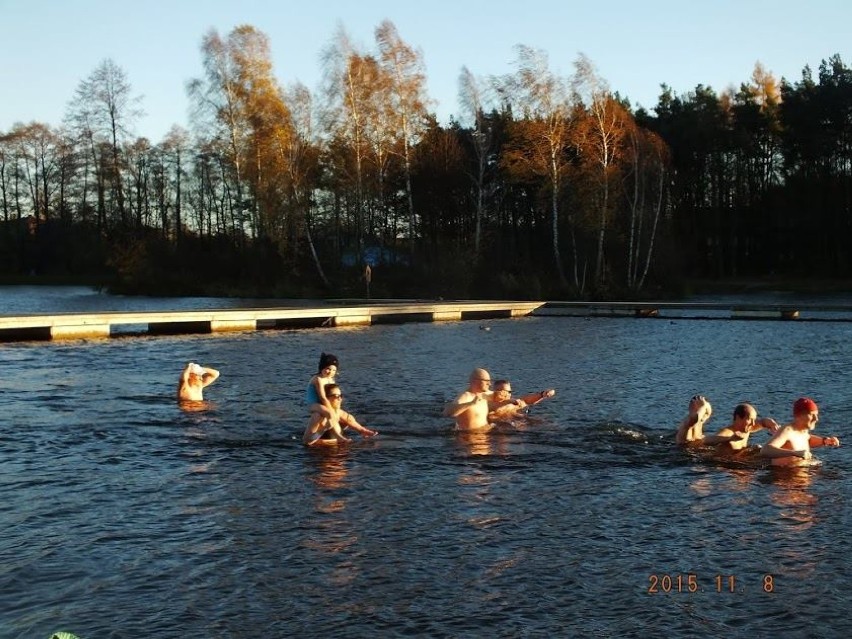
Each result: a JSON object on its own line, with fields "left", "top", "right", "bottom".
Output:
{"left": 303, "top": 383, "right": 378, "bottom": 446}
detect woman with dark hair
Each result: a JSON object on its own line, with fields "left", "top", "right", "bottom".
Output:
{"left": 303, "top": 383, "right": 377, "bottom": 446}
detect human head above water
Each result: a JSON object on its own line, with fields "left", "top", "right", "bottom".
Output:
{"left": 793, "top": 397, "right": 818, "bottom": 416}
{"left": 689, "top": 394, "right": 710, "bottom": 410}
{"left": 493, "top": 379, "right": 511, "bottom": 393}
{"left": 733, "top": 403, "right": 756, "bottom": 420}
{"left": 468, "top": 368, "right": 491, "bottom": 386}
{"left": 318, "top": 352, "right": 339, "bottom": 373}
{"left": 323, "top": 383, "right": 341, "bottom": 398}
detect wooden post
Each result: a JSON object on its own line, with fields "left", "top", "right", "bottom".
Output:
{"left": 365, "top": 264, "right": 372, "bottom": 301}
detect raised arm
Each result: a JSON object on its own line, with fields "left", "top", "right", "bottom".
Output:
{"left": 199, "top": 366, "right": 220, "bottom": 388}
{"left": 177, "top": 362, "right": 194, "bottom": 398}
{"left": 755, "top": 417, "right": 779, "bottom": 433}
{"left": 518, "top": 389, "right": 556, "bottom": 407}
{"left": 809, "top": 434, "right": 840, "bottom": 448}
{"left": 675, "top": 413, "right": 699, "bottom": 444}
{"left": 443, "top": 392, "right": 481, "bottom": 418}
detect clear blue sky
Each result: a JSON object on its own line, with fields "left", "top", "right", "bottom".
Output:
{"left": 2, "top": 0, "right": 850, "bottom": 142}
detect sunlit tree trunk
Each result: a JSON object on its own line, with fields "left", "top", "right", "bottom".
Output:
{"left": 282, "top": 82, "right": 330, "bottom": 287}
{"left": 189, "top": 28, "right": 252, "bottom": 242}
{"left": 322, "top": 27, "right": 386, "bottom": 265}
{"left": 376, "top": 20, "right": 429, "bottom": 246}
{"left": 572, "top": 55, "right": 629, "bottom": 289}
{"left": 0, "top": 137, "right": 11, "bottom": 222}
{"left": 499, "top": 45, "right": 573, "bottom": 287}
{"left": 459, "top": 66, "right": 492, "bottom": 256}
{"left": 625, "top": 126, "right": 670, "bottom": 291}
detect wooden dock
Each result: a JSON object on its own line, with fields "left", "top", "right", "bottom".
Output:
{"left": 0, "top": 300, "right": 545, "bottom": 341}
{"left": 5, "top": 298, "right": 852, "bottom": 342}
{"left": 537, "top": 301, "right": 852, "bottom": 321}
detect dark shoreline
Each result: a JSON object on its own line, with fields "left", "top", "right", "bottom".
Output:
{"left": 686, "top": 277, "right": 852, "bottom": 296}
{"left": 3, "top": 275, "right": 852, "bottom": 299}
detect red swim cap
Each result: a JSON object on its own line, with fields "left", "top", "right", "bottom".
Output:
{"left": 793, "top": 397, "right": 818, "bottom": 416}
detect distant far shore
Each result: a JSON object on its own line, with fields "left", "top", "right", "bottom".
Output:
{"left": 686, "top": 277, "right": 852, "bottom": 296}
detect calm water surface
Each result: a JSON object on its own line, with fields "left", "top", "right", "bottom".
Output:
{"left": 1, "top": 287, "right": 851, "bottom": 638}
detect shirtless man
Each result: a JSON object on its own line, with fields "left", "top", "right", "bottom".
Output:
{"left": 760, "top": 397, "right": 841, "bottom": 466}
{"left": 675, "top": 395, "right": 713, "bottom": 444}
{"left": 178, "top": 362, "right": 220, "bottom": 402}
{"left": 303, "top": 384, "right": 377, "bottom": 446}
{"left": 487, "top": 380, "right": 556, "bottom": 422}
{"left": 704, "top": 403, "right": 778, "bottom": 453}
{"left": 443, "top": 368, "right": 493, "bottom": 430}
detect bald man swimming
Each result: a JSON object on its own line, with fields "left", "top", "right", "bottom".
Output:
{"left": 443, "top": 368, "right": 494, "bottom": 430}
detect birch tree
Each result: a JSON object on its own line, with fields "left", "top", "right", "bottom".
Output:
{"left": 0, "top": 132, "right": 15, "bottom": 222}
{"left": 624, "top": 125, "right": 669, "bottom": 291}
{"left": 458, "top": 65, "right": 492, "bottom": 255}
{"left": 500, "top": 45, "right": 574, "bottom": 287}
{"left": 572, "top": 53, "right": 630, "bottom": 288}
{"left": 375, "top": 20, "right": 429, "bottom": 242}
{"left": 282, "top": 82, "right": 330, "bottom": 286}
{"left": 188, "top": 28, "right": 252, "bottom": 239}
{"left": 321, "top": 26, "right": 378, "bottom": 262}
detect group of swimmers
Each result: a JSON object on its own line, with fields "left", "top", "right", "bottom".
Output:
{"left": 177, "top": 359, "right": 555, "bottom": 444}
{"left": 177, "top": 356, "right": 838, "bottom": 466}
{"left": 676, "top": 394, "right": 841, "bottom": 466}
{"left": 176, "top": 353, "right": 377, "bottom": 447}
{"left": 442, "top": 367, "right": 556, "bottom": 429}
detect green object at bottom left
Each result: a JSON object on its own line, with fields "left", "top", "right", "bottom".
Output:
{"left": 50, "top": 633, "right": 81, "bottom": 639}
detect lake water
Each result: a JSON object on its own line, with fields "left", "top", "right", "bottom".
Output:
{"left": 2, "top": 287, "right": 851, "bottom": 638}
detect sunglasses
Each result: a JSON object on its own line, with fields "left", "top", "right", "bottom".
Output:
{"left": 328, "top": 394, "right": 343, "bottom": 399}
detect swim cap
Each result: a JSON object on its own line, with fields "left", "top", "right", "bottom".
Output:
{"left": 793, "top": 397, "right": 818, "bottom": 416}
{"left": 189, "top": 363, "right": 205, "bottom": 376}
{"left": 318, "top": 352, "right": 339, "bottom": 371}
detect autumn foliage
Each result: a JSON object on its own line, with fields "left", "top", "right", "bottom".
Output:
{"left": 2, "top": 24, "right": 851, "bottom": 299}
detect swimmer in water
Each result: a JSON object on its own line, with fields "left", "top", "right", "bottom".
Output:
{"left": 443, "top": 368, "right": 493, "bottom": 431}
{"left": 487, "top": 380, "right": 556, "bottom": 422}
{"left": 178, "top": 362, "right": 220, "bottom": 402}
{"left": 703, "top": 403, "right": 778, "bottom": 454}
{"left": 675, "top": 395, "right": 713, "bottom": 444}
{"left": 303, "top": 384, "right": 377, "bottom": 446}
{"left": 307, "top": 352, "right": 341, "bottom": 426}
{"left": 760, "top": 397, "right": 840, "bottom": 467}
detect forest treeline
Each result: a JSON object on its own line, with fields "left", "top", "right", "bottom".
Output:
{"left": 1, "top": 21, "right": 851, "bottom": 299}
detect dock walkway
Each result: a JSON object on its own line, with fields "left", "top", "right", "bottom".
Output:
{"left": 0, "top": 300, "right": 544, "bottom": 341}
{"left": 3, "top": 299, "right": 852, "bottom": 342}
{"left": 538, "top": 301, "right": 852, "bottom": 321}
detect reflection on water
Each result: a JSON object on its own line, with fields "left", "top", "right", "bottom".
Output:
{"left": 768, "top": 467, "right": 818, "bottom": 530}
{"left": 456, "top": 429, "right": 498, "bottom": 457}
{"left": 763, "top": 467, "right": 821, "bottom": 584}
{"left": 2, "top": 294, "right": 852, "bottom": 637}
{"left": 309, "top": 449, "right": 351, "bottom": 493}
{"left": 179, "top": 399, "right": 215, "bottom": 413}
